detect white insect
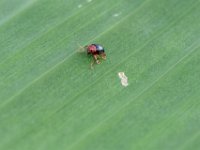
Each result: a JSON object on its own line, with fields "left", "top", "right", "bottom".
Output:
{"left": 118, "top": 72, "right": 128, "bottom": 87}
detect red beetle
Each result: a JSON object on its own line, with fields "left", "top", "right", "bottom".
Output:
{"left": 80, "top": 44, "right": 106, "bottom": 68}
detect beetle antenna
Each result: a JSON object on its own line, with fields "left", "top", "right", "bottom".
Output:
{"left": 77, "top": 43, "right": 85, "bottom": 53}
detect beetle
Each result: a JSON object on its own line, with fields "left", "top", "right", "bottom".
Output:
{"left": 80, "top": 44, "right": 106, "bottom": 68}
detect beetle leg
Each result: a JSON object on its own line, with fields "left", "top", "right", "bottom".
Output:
{"left": 93, "top": 55, "right": 100, "bottom": 64}
{"left": 90, "top": 59, "right": 95, "bottom": 69}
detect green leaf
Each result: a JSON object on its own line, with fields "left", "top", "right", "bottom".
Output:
{"left": 0, "top": 0, "right": 200, "bottom": 149}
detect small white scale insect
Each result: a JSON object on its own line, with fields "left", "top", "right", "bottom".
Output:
{"left": 118, "top": 72, "right": 129, "bottom": 87}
